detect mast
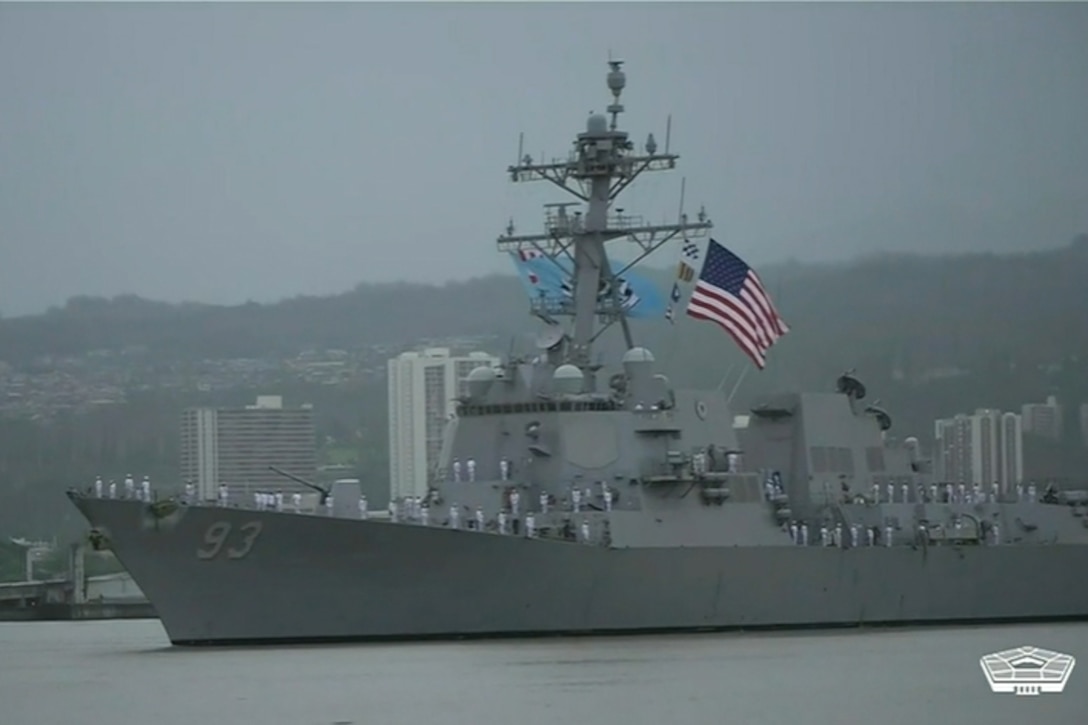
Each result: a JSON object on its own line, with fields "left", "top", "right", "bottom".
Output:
{"left": 498, "top": 60, "right": 712, "bottom": 368}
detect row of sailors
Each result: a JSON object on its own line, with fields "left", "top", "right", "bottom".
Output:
{"left": 389, "top": 488, "right": 612, "bottom": 521}
{"left": 93, "top": 475, "right": 151, "bottom": 501}
{"left": 789, "top": 520, "right": 1002, "bottom": 547}
{"left": 874, "top": 482, "right": 1041, "bottom": 505}
{"left": 389, "top": 501, "right": 596, "bottom": 543}
{"left": 196, "top": 486, "right": 597, "bottom": 543}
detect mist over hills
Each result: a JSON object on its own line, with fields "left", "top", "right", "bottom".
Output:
{"left": 1, "top": 237, "right": 1087, "bottom": 540}
{"left": 3, "top": 236, "right": 1086, "bottom": 376}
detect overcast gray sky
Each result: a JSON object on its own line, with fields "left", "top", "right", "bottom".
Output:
{"left": 2, "top": 2, "right": 1086, "bottom": 316}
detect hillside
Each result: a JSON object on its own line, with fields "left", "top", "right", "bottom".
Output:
{"left": 1, "top": 236, "right": 1087, "bottom": 538}
{"left": 3, "top": 236, "right": 1086, "bottom": 367}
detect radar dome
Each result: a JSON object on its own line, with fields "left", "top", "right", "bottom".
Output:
{"left": 552, "top": 364, "right": 585, "bottom": 396}
{"left": 622, "top": 347, "right": 655, "bottom": 364}
{"left": 607, "top": 68, "right": 626, "bottom": 94}
{"left": 466, "top": 365, "right": 496, "bottom": 399}
{"left": 586, "top": 114, "right": 608, "bottom": 135}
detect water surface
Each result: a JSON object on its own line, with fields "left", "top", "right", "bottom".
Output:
{"left": 1, "top": 620, "right": 1084, "bottom": 725}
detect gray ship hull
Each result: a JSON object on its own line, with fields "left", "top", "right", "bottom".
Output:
{"left": 72, "top": 496, "right": 1088, "bottom": 646}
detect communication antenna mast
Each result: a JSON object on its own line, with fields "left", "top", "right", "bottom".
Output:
{"left": 498, "top": 60, "right": 712, "bottom": 366}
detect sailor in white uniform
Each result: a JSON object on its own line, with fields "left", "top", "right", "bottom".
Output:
{"left": 275, "top": 492, "right": 284, "bottom": 511}
{"left": 94, "top": 476, "right": 103, "bottom": 498}
{"left": 218, "top": 484, "right": 229, "bottom": 507}
{"left": 452, "top": 459, "right": 462, "bottom": 483}
{"left": 254, "top": 492, "right": 262, "bottom": 510}
{"left": 509, "top": 489, "right": 520, "bottom": 517}
{"left": 789, "top": 522, "right": 798, "bottom": 544}
{"left": 184, "top": 482, "right": 195, "bottom": 503}
{"left": 500, "top": 458, "right": 510, "bottom": 481}
{"left": 388, "top": 501, "right": 398, "bottom": 522}
{"left": 108, "top": 480, "right": 117, "bottom": 499}
{"left": 900, "top": 484, "right": 909, "bottom": 503}
{"left": 358, "top": 495, "right": 368, "bottom": 520}
{"left": 871, "top": 483, "right": 880, "bottom": 502}
{"left": 571, "top": 488, "right": 582, "bottom": 512}
{"left": 124, "top": 474, "right": 135, "bottom": 499}
{"left": 497, "top": 511, "right": 507, "bottom": 535}
{"left": 992, "top": 523, "right": 1000, "bottom": 545}
{"left": 1016, "top": 483, "right": 1024, "bottom": 502}
{"left": 820, "top": 526, "right": 829, "bottom": 547}
{"left": 866, "top": 527, "right": 875, "bottom": 547}
{"left": 884, "top": 526, "right": 893, "bottom": 547}
{"left": 834, "top": 523, "right": 843, "bottom": 548}
{"left": 1027, "top": 482, "right": 1037, "bottom": 502}
{"left": 293, "top": 492, "right": 302, "bottom": 512}
{"left": 467, "top": 458, "right": 477, "bottom": 482}
{"left": 850, "top": 524, "right": 859, "bottom": 548}
{"left": 525, "top": 513, "right": 536, "bottom": 538}
{"left": 928, "top": 484, "right": 937, "bottom": 502}
{"left": 886, "top": 483, "right": 894, "bottom": 503}
{"left": 800, "top": 523, "right": 809, "bottom": 546}
{"left": 142, "top": 476, "right": 151, "bottom": 501}
{"left": 449, "top": 505, "right": 460, "bottom": 529}
{"left": 420, "top": 505, "right": 429, "bottom": 526}
{"left": 580, "top": 520, "right": 591, "bottom": 543}
{"left": 539, "top": 492, "right": 549, "bottom": 514}
{"left": 603, "top": 488, "right": 613, "bottom": 512}
{"left": 474, "top": 507, "right": 484, "bottom": 531}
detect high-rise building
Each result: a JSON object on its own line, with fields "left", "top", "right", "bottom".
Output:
{"left": 181, "top": 395, "right": 316, "bottom": 500}
{"left": 933, "top": 408, "right": 1023, "bottom": 493}
{"left": 1000, "top": 412, "right": 1024, "bottom": 492}
{"left": 387, "top": 348, "right": 499, "bottom": 500}
{"left": 1022, "top": 395, "right": 1063, "bottom": 440}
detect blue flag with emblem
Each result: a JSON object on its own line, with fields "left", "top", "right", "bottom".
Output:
{"left": 509, "top": 251, "right": 665, "bottom": 319}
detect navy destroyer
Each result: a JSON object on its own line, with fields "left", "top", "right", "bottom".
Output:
{"left": 68, "top": 61, "right": 1088, "bottom": 646}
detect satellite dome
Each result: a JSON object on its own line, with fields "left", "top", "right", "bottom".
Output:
{"left": 586, "top": 114, "right": 608, "bottom": 135}
{"left": 553, "top": 364, "right": 585, "bottom": 395}
{"left": 622, "top": 347, "right": 655, "bottom": 364}
{"left": 466, "top": 365, "right": 496, "bottom": 399}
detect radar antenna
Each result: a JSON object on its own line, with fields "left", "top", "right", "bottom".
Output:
{"left": 499, "top": 60, "right": 712, "bottom": 366}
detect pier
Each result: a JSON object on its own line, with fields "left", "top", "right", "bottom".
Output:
{"left": 0, "top": 543, "right": 155, "bottom": 621}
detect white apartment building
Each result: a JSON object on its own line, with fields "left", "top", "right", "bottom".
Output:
{"left": 1022, "top": 395, "right": 1063, "bottom": 440}
{"left": 934, "top": 408, "right": 1023, "bottom": 493}
{"left": 387, "top": 348, "right": 500, "bottom": 500}
{"left": 180, "top": 395, "right": 317, "bottom": 500}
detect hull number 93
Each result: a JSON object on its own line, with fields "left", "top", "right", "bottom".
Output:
{"left": 197, "top": 521, "right": 264, "bottom": 560}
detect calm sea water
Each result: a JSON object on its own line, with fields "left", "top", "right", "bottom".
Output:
{"left": 1, "top": 619, "right": 1085, "bottom": 725}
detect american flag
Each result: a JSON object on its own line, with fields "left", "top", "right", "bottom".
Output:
{"left": 685, "top": 239, "right": 788, "bottom": 369}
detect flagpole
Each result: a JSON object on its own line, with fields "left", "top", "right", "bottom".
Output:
{"left": 715, "top": 361, "right": 739, "bottom": 393}
{"left": 725, "top": 364, "right": 750, "bottom": 406}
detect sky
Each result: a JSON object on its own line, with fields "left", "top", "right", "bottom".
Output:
{"left": 1, "top": 2, "right": 1087, "bottom": 316}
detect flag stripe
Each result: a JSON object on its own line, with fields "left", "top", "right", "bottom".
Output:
{"left": 684, "top": 239, "right": 788, "bottom": 370}
{"left": 687, "top": 302, "right": 767, "bottom": 369}
{"left": 688, "top": 283, "right": 768, "bottom": 366}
